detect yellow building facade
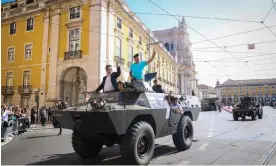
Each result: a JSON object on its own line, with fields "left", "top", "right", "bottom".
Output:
{"left": 1, "top": 0, "right": 178, "bottom": 107}
{"left": 216, "top": 79, "right": 276, "bottom": 104}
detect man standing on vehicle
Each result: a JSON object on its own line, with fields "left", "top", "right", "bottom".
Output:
{"left": 129, "top": 50, "right": 156, "bottom": 82}
{"left": 95, "top": 61, "right": 121, "bottom": 92}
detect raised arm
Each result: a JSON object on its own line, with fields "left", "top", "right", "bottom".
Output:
{"left": 147, "top": 49, "right": 156, "bottom": 64}
{"left": 112, "top": 63, "right": 121, "bottom": 78}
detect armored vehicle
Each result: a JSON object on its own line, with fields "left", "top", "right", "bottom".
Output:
{"left": 201, "top": 98, "right": 218, "bottom": 111}
{"left": 232, "top": 96, "right": 263, "bottom": 121}
{"left": 51, "top": 79, "right": 199, "bottom": 165}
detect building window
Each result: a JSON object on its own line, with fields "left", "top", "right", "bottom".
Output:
{"left": 117, "top": 17, "right": 122, "bottom": 29}
{"left": 70, "top": 7, "right": 80, "bottom": 19}
{"left": 4, "top": 96, "right": 12, "bottom": 106}
{"left": 24, "top": 44, "right": 32, "bottom": 59}
{"left": 6, "top": 72, "right": 13, "bottom": 86}
{"left": 10, "top": 22, "right": 16, "bottom": 34}
{"left": 165, "top": 43, "right": 170, "bottom": 51}
{"left": 128, "top": 45, "right": 133, "bottom": 62}
{"left": 10, "top": 3, "right": 18, "bottom": 9}
{"left": 23, "top": 70, "right": 31, "bottom": 86}
{"left": 26, "top": 18, "right": 34, "bottom": 31}
{"left": 69, "top": 29, "right": 80, "bottom": 51}
{"left": 171, "top": 43, "right": 174, "bottom": 50}
{"left": 26, "top": 0, "right": 34, "bottom": 4}
{"left": 129, "top": 28, "right": 133, "bottom": 38}
{"left": 139, "top": 36, "right": 142, "bottom": 45}
{"left": 116, "top": 37, "right": 121, "bottom": 57}
{"left": 8, "top": 47, "right": 15, "bottom": 62}
{"left": 139, "top": 52, "right": 143, "bottom": 61}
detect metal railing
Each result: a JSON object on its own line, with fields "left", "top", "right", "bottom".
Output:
{"left": 64, "top": 50, "right": 82, "bottom": 60}
{"left": 18, "top": 85, "right": 32, "bottom": 94}
{"left": 114, "top": 56, "right": 125, "bottom": 65}
{"left": 1, "top": 117, "right": 30, "bottom": 142}
{"left": 1, "top": 86, "right": 14, "bottom": 94}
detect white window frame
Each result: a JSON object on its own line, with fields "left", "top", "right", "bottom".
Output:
{"left": 24, "top": 44, "right": 33, "bottom": 59}
{"left": 10, "top": 22, "right": 16, "bottom": 35}
{"left": 128, "top": 45, "right": 133, "bottom": 62}
{"left": 22, "top": 70, "right": 31, "bottom": 86}
{"left": 129, "top": 28, "right": 133, "bottom": 38}
{"left": 26, "top": 18, "right": 34, "bottom": 31}
{"left": 116, "top": 37, "right": 121, "bottom": 58}
{"left": 69, "top": 6, "right": 81, "bottom": 20}
{"left": 117, "top": 17, "right": 122, "bottom": 29}
{"left": 6, "top": 72, "right": 14, "bottom": 86}
{"left": 69, "top": 28, "right": 80, "bottom": 52}
{"left": 7, "top": 47, "right": 15, "bottom": 62}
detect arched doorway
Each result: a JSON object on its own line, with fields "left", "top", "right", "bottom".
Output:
{"left": 59, "top": 67, "right": 87, "bottom": 105}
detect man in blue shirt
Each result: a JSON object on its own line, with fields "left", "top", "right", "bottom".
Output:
{"left": 129, "top": 50, "right": 156, "bottom": 81}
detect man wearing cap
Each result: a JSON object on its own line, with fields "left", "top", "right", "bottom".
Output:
{"left": 95, "top": 62, "right": 121, "bottom": 92}
{"left": 129, "top": 50, "right": 156, "bottom": 81}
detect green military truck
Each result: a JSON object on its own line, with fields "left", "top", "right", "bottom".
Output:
{"left": 201, "top": 98, "right": 219, "bottom": 111}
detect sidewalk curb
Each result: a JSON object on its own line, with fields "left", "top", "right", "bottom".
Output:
{"left": 1, "top": 134, "right": 15, "bottom": 147}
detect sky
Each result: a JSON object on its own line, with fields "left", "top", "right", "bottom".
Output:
{"left": 124, "top": 0, "right": 276, "bottom": 87}
{"left": 2, "top": 0, "right": 276, "bottom": 87}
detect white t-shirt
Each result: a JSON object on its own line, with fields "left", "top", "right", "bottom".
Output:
{"left": 170, "top": 103, "right": 183, "bottom": 113}
{"left": 104, "top": 74, "right": 115, "bottom": 92}
{"left": 2, "top": 110, "right": 11, "bottom": 121}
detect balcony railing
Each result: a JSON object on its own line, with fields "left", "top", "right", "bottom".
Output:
{"left": 114, "top": 56, "right": 125, "bottom": 65}
{"left": 64, "top": 50, "right": 82, "bottom": 60}
{"left": 1, "top": 86, "right": 14, "bottom": 95}
{"left": 18, "top": 85, "right": 32, "bottom": 94}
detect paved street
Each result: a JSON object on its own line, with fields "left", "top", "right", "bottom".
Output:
{"left": 2, "top": 106, "right": 276, "bottom": 165}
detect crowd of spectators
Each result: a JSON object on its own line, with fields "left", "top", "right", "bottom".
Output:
{"left": 1, "top": 103, "right": 54, "bottom": 142}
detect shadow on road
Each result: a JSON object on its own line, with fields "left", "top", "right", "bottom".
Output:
{"left": 21, "top": 135, "right": 60, "bottom": 139}
{"left": 28, "top": 144, "right": 179, "bottom": 165}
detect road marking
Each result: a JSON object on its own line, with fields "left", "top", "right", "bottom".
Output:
{"left": 198, "top": 142, "right": 209, "bottom": 151}
{"left": 102, "top": 155, "right": 121, "bottom": 161}
{"left": 178, "top": 160, "right": 190, "bottom": 165}
{"left": 207, "top": 112, "right": 215, "bottom": 138}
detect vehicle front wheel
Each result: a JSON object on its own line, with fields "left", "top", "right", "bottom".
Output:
{"left": 233, "top": 112, "right": 239, "bottom": 121}
{"left": 72, "top": 128, "right": 103, "bottom": 158}
{"left": 120, "top": 121, "right": 155, "bottom": 165}
{"left": 258, "top": 108, "right": 263, "bottom": 119}
{"left": 172, "top": 116, "right": 194, "bottom": 151}
{"left": 251, "top": 110, "right": 256, "bottom": 121}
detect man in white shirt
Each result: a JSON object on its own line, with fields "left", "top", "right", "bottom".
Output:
{"left": 170, "top": 96, "right": 184, "bottom": 114}
{"left": 95, "top": 62, "right": 121, "bottom": 93}
{"left": 1, "top": 106, "right": 12, "bottom": 142}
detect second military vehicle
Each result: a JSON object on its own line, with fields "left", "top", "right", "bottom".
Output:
{"left": 201, "top": 98, "right": 218, "bottom": 111}
{"left": 232, "top": 95, "right": 263, "bottom": 121}
{"left": 51, "top": 77, "right": 200, "bottom": 165}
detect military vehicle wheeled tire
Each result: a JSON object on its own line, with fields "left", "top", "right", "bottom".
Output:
{"left": 172, "top": 116, "right": 193, "bottom": 151}
{"left": 72, "top": 128, "right": 103, "bottom": 158}
{"left": 233, "top": 112, "right": 239, "bottom": 121}
{"left": 120, "top": 121, "right": 155, "bottom": 165}
{"left": 258, "top": 108, "right": 263, "bottom": 119}
{"left": 251, "top": 110, "right": 256, "bottom": 121}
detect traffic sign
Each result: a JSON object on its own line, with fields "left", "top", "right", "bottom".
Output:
{"left": 248, "top": 44, "right": 255, "bottom": 50}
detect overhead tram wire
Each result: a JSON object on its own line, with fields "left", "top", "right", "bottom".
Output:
{"left": 261, "top": 3, "right": 276, "bottom": 38}
{"left": 273, "top": 0, "right": 276, "bottom": 11}
{"left": 191, "top": 24, "right": 276, "bottom": 45}
{"left": 44, "top": 3, "right": 276, "bottom": 44}
{"left": 148, "top": 0, "right": 261, "bottom": 76}
{"left": 147, "top": 0, "right": 232, "bottom": 78}
{"left": 193, "top": 40, "right": 276, "bottom": 49}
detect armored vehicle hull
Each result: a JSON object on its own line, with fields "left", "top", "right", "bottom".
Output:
{"left": 232, "top": 97, "right": 263, "bottom": 121}
{"left": 51, "top": 81, "right": 199, "bottom": 165}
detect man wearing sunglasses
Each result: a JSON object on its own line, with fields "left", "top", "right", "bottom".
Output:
{"left": 95, "top": 62, "right": 121, "bottom": 93}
